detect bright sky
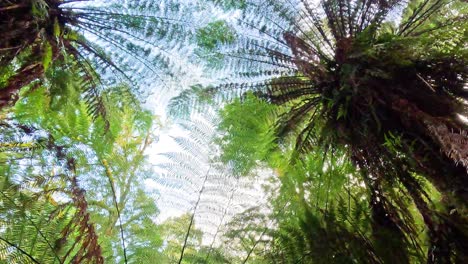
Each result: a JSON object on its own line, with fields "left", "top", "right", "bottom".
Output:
{"left": 129, "top": 2, "right": 273, "bottom": 244}
{"left": 63, "top": 0, "right": 271, "bottom": 244}
{"left": 144, "top": 86, "right": 273, "bottom": 244}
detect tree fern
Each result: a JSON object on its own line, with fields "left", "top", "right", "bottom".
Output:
{"left": 215, "top": 84, "right": 465, "bottom": 262}
{"left": 0, "top": 122, "right": 104, "bottom": 263}
{"left": 9, "top": 78, "right": 163, "bottom": 262}
{"left": 0, "top": 0, "right": 202, "bottom": 124}
{"left": 201, "top": 0, "right": 468, "bottom": 262}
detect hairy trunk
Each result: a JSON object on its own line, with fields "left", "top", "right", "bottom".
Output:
{"left": 0, "top": 62, "right": 44, "bottom": 109}
{"left": 354, "top": 153, "right": 411, "bottom": 263}
{"left": 389, "top": 95, "right": 468, "bottom": 208}
{"left": 397, "top": 171, "right": 453, "bottom": 263}
{"left": 0, "top": 3, "right": 40, "bottom": 67}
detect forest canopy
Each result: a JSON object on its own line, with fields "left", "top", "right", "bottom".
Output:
{"left": 0, "top": 0, "right": 467, "bottom": 263}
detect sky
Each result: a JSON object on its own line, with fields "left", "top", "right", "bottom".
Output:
{"left": 60, "top": 0, "right": 274, "bottom": 244}
{"left": 125, "top": 2, "right": 273, "bottom": 243}
{"left": 61, "top": 0, "right": 279, "bottom": 245}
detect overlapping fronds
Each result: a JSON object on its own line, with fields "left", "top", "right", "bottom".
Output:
{"left": 154, "top": 109, "right": 272, "bottom": 263}
{"left": 204, "top": 0, "right": 468, "bottom": 262}
{"left": 0, "top": 121, "right": 103, "bottom": 263}
{"left": 1, "top": 82, "right": 159, "bottom": 263}
{"left": 218, "top": 129, "right": 429, "bottom": 263}
{"left": 0, "top": 0, "right": 201, "bottom": 124}
{"left": 214, "top": 0, "right": 467, "bottom": 193}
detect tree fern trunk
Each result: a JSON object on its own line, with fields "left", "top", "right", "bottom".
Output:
{"left": 0, "top": 62, "right": 44, "bottom": 109}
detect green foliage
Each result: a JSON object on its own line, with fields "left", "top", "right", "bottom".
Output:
{"left": 195, "top": 20, "right": 237, "bottom": 68}
{"left": 197, "top": 21, "right": 236, "bottom": 51}
{"left": 157, "top": 214, "right": 234, "bottom": 263}
{"left": 6, "top": 61, "right": 162, "bottom": 262}
{"left": 0, "top": 121, "right": 104, "bottom": 263}
{"left": 205, "top": 0, "right": 468, "bottom": 262}
{"left": 217, "top": 93, "right": 277, "bottom": 175}
{"left": 167, "top": 84, "right": 216, "bottom": 119}
{"left": 0, "top": 0, "right": 200, "bottom": 125}
{"left": 1, "top": 1, "right": 467, "bottom": 263}
{"left": 0, "top": 178, "right": 65, "bottom": 264}
{"left": 159, "top": 214, "right": 203, "bottom": 263}
{"left": 41, "top": 42, "right": 53, "bottom": 71}
{"left": 208, "top": 0, "right": 247, "bottom": 10}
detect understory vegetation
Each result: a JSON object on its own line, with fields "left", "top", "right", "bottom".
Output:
{"left": 0, "top": 0, "right": 466, "bottom": 263}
